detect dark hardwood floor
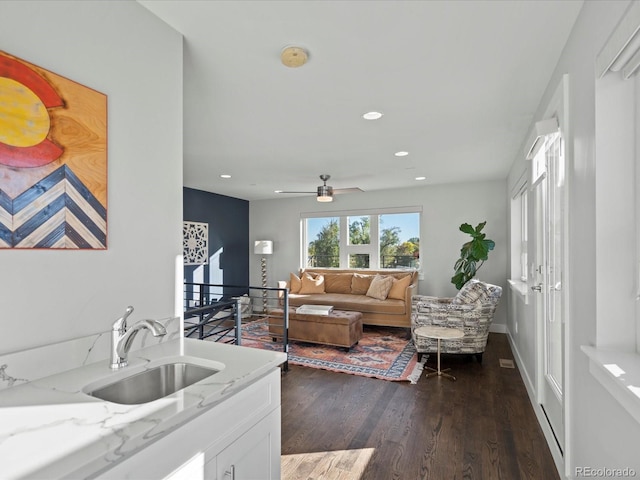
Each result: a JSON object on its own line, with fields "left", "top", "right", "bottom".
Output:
{"left": 280, "top": 333, "right": 559, "bottom": 480}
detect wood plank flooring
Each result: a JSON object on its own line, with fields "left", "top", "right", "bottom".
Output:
{"left": 280, "top": 333, "right": 559, "bottom": 480}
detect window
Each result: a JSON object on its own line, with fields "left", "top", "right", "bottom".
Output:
{"left": 303, "top": 208, "right": 420, "bottom": 269}
{"left": 584, "top": 0, "right": 640, "bottom": 429}
{"left": 380, "top": 213, "right": 420, "bottom": 269}
{"left": 306, "top": 217, "right": 339, "bottom": 267}
{"left": 510, "top": 180, "right": 528, "bottom": 283}
{"left": 347, "top": 216, "right": 371, "bottom": 268}
{"left": 593, "top": 0, "right": 640, "bottom": 353}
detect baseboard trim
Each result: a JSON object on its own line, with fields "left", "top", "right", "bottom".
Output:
{"left": 489, "top": 323, "right": 507, "bottom": 334}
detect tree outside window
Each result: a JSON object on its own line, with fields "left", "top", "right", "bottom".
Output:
{"left": 307, "top": 218, "right": 339, "bottom": 267}
{"left": 380, "top": 213, "right": 420, "bottom": 268}
{"left": 348, "top": 216, "right": 370, "bottom": 268}
{"left": 305, "top": 212, "right": 419, "bottom": 269}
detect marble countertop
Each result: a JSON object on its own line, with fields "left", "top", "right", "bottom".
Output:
{"left": 0, "top": 338, "right": 286, "bottom": 479}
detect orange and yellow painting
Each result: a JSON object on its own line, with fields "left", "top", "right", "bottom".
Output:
{"left": 0, "top": 51, "right": 107, "bottom": 249}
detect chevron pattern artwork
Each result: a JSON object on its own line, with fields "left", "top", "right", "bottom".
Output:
{"left": 1, "top": 50, "right": 107, "bottom": 250}
{"left": 0, "top": 165, "right": 106, "bottom": 249}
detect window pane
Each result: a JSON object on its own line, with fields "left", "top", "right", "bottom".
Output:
{"left": 348, "top": 216, "right": 370, "bottom": 245}
{"left": 349, "top": 254, "right": 370, "bottom": 268}
{"left": 521, "top": 189, "right": 528, "bottom": 281}
{"left": 379, "top": 213, "right": 420, "bottom": 269}
{"left": 306, "top": 217, "right": 339, "bottom": 267}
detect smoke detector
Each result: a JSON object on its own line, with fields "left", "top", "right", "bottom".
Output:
{"left": 281, "top": 46, "right": 308, "bottom": 68}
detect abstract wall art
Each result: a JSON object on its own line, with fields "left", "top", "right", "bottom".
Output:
{"left": 0, "top": 51, "right": 107, "bottom": 249}
{"left": 183, "top": 221, "right": 209, "bottom": 265}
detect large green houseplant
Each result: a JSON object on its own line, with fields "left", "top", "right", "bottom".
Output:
{"left": 451, "top": 221, "right": 495, "bottom": 290}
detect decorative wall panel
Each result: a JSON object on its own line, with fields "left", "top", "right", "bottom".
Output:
{"left": 183, "top": 221, "right": 208, "bottom": 265}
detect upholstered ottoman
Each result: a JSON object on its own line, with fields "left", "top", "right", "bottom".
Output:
{"left": 268, "top": 308, "right": 363, "bottom": 349}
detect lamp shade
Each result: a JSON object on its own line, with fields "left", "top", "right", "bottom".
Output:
{"left": 254, "top": 240, "right": 273, "bottom": 255}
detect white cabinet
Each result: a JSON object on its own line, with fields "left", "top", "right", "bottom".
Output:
{"left": 205, "top": 408, "right": 280, "bottom": 479}
{"left": 96, "top": 369, "right": 281, "bottom": 480}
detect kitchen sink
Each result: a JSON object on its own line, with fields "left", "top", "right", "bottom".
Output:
{"left": 85, "top": 362, "right": 220, "bottom": 404}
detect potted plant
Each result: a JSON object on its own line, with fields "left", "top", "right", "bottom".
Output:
{"left": 451, "top": 221, "right": 495, "bottom": 290}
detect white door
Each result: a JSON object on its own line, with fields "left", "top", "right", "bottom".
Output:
{"left": 531, "top": 132, "right": 565, "bottom": 452}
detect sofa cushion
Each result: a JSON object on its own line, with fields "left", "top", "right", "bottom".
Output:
{"left": 351, "top": 273, "right": 374, "bottom": 295}
{"left": 287, "top": 293, "right": 406, "bottom": 315}
{"left": 289, "top": 272, "right": 302, "bottom": 294}
{"left": 324, "top": 273, "right": 354, "bottom": 294}
{"left": 366, "top": 275, "right": 394, "bottom": 300}
{"left": 299, "top": 272, "right": 325, "bottom": 294}
{"left": 387, "top": 274, "right": 411, "bottom": 300}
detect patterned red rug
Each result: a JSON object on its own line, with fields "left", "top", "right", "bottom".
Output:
{"left": 239, "top": 320, "right": 425, "bottom": 382}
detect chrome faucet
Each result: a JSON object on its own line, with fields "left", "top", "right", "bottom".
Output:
{"left": 110, "top": 306, "right": 167, "bottom": 369}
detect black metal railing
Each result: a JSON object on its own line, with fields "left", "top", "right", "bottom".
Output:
{"left": 184, "top": 282, "right": 290, "bottom": 370}
{"left": 306, "top": 255, "right": 339, "bottom": 267}
{"left": 306, "top": 254, "right": 419, "bottom": 269}
{"left": 183, "top": 299, "right": 241, "bottom": 343}
{"left": 381, "top": 255, "right": 419, "bottom": 269}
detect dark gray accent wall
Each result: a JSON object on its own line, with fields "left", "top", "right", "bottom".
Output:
{"left": 183, "top": 187, "right": 249, "bottom": 295}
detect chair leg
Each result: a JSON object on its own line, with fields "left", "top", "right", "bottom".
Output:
{"left": 475, "top": 353, "right": 483, "bottom": 364}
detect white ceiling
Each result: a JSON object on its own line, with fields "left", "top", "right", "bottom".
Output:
{"left": 139, "top": 0, "right": 583, "bottom": 202}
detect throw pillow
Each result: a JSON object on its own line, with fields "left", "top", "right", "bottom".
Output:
{"left": 366, "top": 275, "right": 394, "bottom": 300}
{"left": 299, "top": 273, "right": 325, "bottom": 294}
{"left": 351, "top": 273, "right": 374, "bottom": 295}
{"left": 452, "top": 279, "right": 488, "bottom": 305}
{"left": 324, "top": 273, "right": 354, "bottom": 293}
{"left": 387, "top": 274, "right": 411, "bottom": 300}
{"left": 289, "top": 272, "right": 301, "bottom": 294}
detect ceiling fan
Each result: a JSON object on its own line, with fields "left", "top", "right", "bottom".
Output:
{"left": 277, "top": 174, "right": 363, "bottom": 202}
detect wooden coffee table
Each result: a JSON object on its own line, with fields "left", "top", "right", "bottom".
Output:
{"left": 414, "top": 325, "right": 465, "bottom": 381}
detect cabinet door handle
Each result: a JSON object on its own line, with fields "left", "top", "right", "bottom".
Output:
{"left": 224, "top": 465, "right": 235, "bottom": 479}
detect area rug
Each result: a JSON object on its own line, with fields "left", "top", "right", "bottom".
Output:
{"left": 239, "top": 320, "right": 425, "bottom": 383}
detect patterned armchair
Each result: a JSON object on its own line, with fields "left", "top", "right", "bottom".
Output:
{"left": 411, "top": 279, "right": 502, "bottom": 363}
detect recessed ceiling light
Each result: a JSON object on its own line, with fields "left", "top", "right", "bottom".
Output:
{"left": 274, "top": 190, "right": 283, "bottom": 193}
{"left": 395, "top": 151, "right": 409, "bottom": 157}
{"left": 415, "top": 176, "right": 426, "bottom": 181}
{"left": 362, "top": 111, "right": 383, "bottom": 120}
{"left": 220, "top": 174, "right": 231, "bottom": 179}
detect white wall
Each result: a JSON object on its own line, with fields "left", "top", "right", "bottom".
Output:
{"left": 507, "top": 0, "right": 640, "bottom": 477}
{"left": 0, "top": 1, "right": 183, "bottom": 354}
{"left": 250, "top": 180, "right": 508, "bottom": 328}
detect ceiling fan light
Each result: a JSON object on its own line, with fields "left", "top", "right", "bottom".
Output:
{"left": 317, "top": 184, "right": 333, "bottom": 202}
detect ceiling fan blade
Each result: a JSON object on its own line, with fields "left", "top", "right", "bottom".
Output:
{"left": 333, "top": 187, "right": 364, "bottom": 194}
{"left": 276, "top": 191, "right": 316, "bottom": 194}
{"left": 277, "top": 175, "right": 362, "bottom": 197}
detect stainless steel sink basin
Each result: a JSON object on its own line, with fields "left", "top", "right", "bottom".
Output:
{"left": 85, "top": 362, "right": 219, "bottom": 404}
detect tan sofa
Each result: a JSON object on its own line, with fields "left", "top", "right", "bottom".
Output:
{"left": 278, "top": 268, "right": 418, "bottom": 328}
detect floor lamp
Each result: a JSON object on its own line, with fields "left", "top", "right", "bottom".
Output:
{"left": 254, "top": 240, "right": 273, "bottom": 313}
